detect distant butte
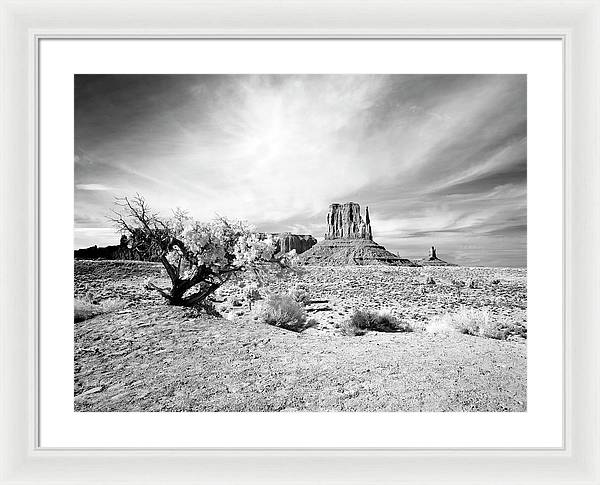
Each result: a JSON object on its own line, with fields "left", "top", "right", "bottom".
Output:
{"left": 301, "top": 202, "right": 416, "bottom": 266}
{"left": 270, "top": 232, "right": 316, "bottom": 255}
{"left": 414, "top": 246, "right": 457, "bottom": 266}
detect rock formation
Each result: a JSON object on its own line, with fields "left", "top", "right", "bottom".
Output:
{"left": 74, "top": 234, "right": 161, "bottom": 261}
{"left": 301, "top": 202, "right": 416, "bottom": 266}
{"left": 325, "top": 202, "right": 373, "bottom": 240}
{"left": 414, "top": 246, "right": 456, "bottom": 266}
{"left": 271, "top": 233, "right": 317, "bottom": 255}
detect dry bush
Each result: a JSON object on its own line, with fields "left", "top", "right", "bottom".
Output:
{"left": 74, "top": 297, "right": 125, "bottom": 323}
{"left": 342, "top": 309, "right": 413, "bottom": 336}
{"left": 373, "top": 310, "right": 413, "bottom": 333}
{"left": 427, "top": 308, "right": 509, "bottom": 339}
{"left": 256, "top": 294, "right": 314, "bottom": 332}
{"left": 478, "top": 317, "right": 507, "bottom": 339}
{"left": 339, "top": 319, "right": 368, "bottom": 336}
{"left": 480, "top": 319, "right": 527, "bottom": 340}
{"left": 427, "top": 308, "right": 488, "bottom": 335}
{"left": 348, "top": 310, "right": 375, "bottom": 330}
{"left": 290, "top": 284, "right": 311, "bottom": 306}
{"left": 453, "top": 309, "right": 489, "bottom": 335}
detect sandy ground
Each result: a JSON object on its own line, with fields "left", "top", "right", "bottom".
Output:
{"left": 74, "top": 260, "right": 527, "bottom": 412}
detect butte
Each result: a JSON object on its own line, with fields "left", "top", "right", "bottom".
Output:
{"left": 414, "top": 246, "right": 457, "bottom": 266}
{"left": 300, "top": 202, "right": 416, "bottom": 266}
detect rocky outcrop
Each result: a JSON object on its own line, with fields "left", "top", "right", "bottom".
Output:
{"left": 325, "top": 202, "right": 372, "bottom": 240}
{"left": 302, "top": 202, "right": 416, "bottom": 266}
{"left": 414, "top": 246, "right": 456, "bottom": 266}
{"left": 271, "top": 233, "right": 317, "bottom": 255}
{"left": 74, "top": 233, "right": 164, "bottom": 262}
{"left": 75, "top": 235, "right": 142, "bottom": 261}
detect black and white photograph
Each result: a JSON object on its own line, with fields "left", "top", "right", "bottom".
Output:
{"left": 74, "top": 74, "right": 527, "bottom": 412}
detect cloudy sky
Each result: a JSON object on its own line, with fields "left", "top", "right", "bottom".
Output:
{"left": 75, "top": 74, "right": 526, "bottom": 267}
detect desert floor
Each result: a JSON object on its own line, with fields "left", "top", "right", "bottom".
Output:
{"left": 74, "top": 260, "right": 527, "bottom": 412}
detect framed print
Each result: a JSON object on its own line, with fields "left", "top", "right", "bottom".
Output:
{"left": 1, "top": 1, "right": 599, "bottom": 484}
{"left": 42, "top": 39, "right": 559, "bottom": 449}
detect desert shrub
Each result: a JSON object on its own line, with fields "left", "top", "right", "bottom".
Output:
{"left": 378, "top": 310, "right": 413, "bottom": 333}
{"left": 509, "top": 323, "right": 527, "bottom": 339}
{"left": 427, "top": 308, "right": 502, "bottom": 338}
{"left": 257, "top": 294, "right": 312, "bottom": 332}
{"left": 74, "top": 299, "right": 98, "bottom": 323}
{"left": 339, "top": 319, "right": 368, "bottom": 336}
{"left": 345, "top": 309, "right": 413, "bottom": 334}
{"left": 426, "top": 276, "right": 436, "bottom": 285}
{"left": 234, "top": 280, "right": 262, "bottom": 309}
{"left": 468, "top": 279, "right": 479, "bottom": 289}
{"left": 74, "top": 297, "right": 125, "bottom": 323}
{"left": 349, "top": 310, "right": 379, "bottom": 331}
{"left": 452, "top": 308, "right": 489, "bottom": 335}
{"left": 478, "top": 317, "right": 507, "bottom": 340}
{"left": 480, "top": 319, "right": 527, "bottom": 340}
{"left": 290, "top": 284, "right": 311, "bottom": 306}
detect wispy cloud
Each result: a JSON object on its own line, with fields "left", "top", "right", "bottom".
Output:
{"left": 76, "top": 183, "right": 114, "bottom": 191}
{"left": 75, "top": 74, "right": 526, "bottom": 266}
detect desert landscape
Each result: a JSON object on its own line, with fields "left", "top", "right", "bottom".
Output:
{"left": 74, "top": 74, "right": 527, "bottom": 413}
{"left": 74, "top": 202, "right": 526, "bottom": 412}
{"left": 74, "top": 260, "right": 526, "bottom": 412}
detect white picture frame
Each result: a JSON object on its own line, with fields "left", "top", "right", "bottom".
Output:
{"left": 0, "top": 0, "right": 598, "bottom": 483}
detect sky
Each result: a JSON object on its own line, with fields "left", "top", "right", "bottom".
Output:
{"left": 75, "top": 74, "right": 526, "bottom": 267}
